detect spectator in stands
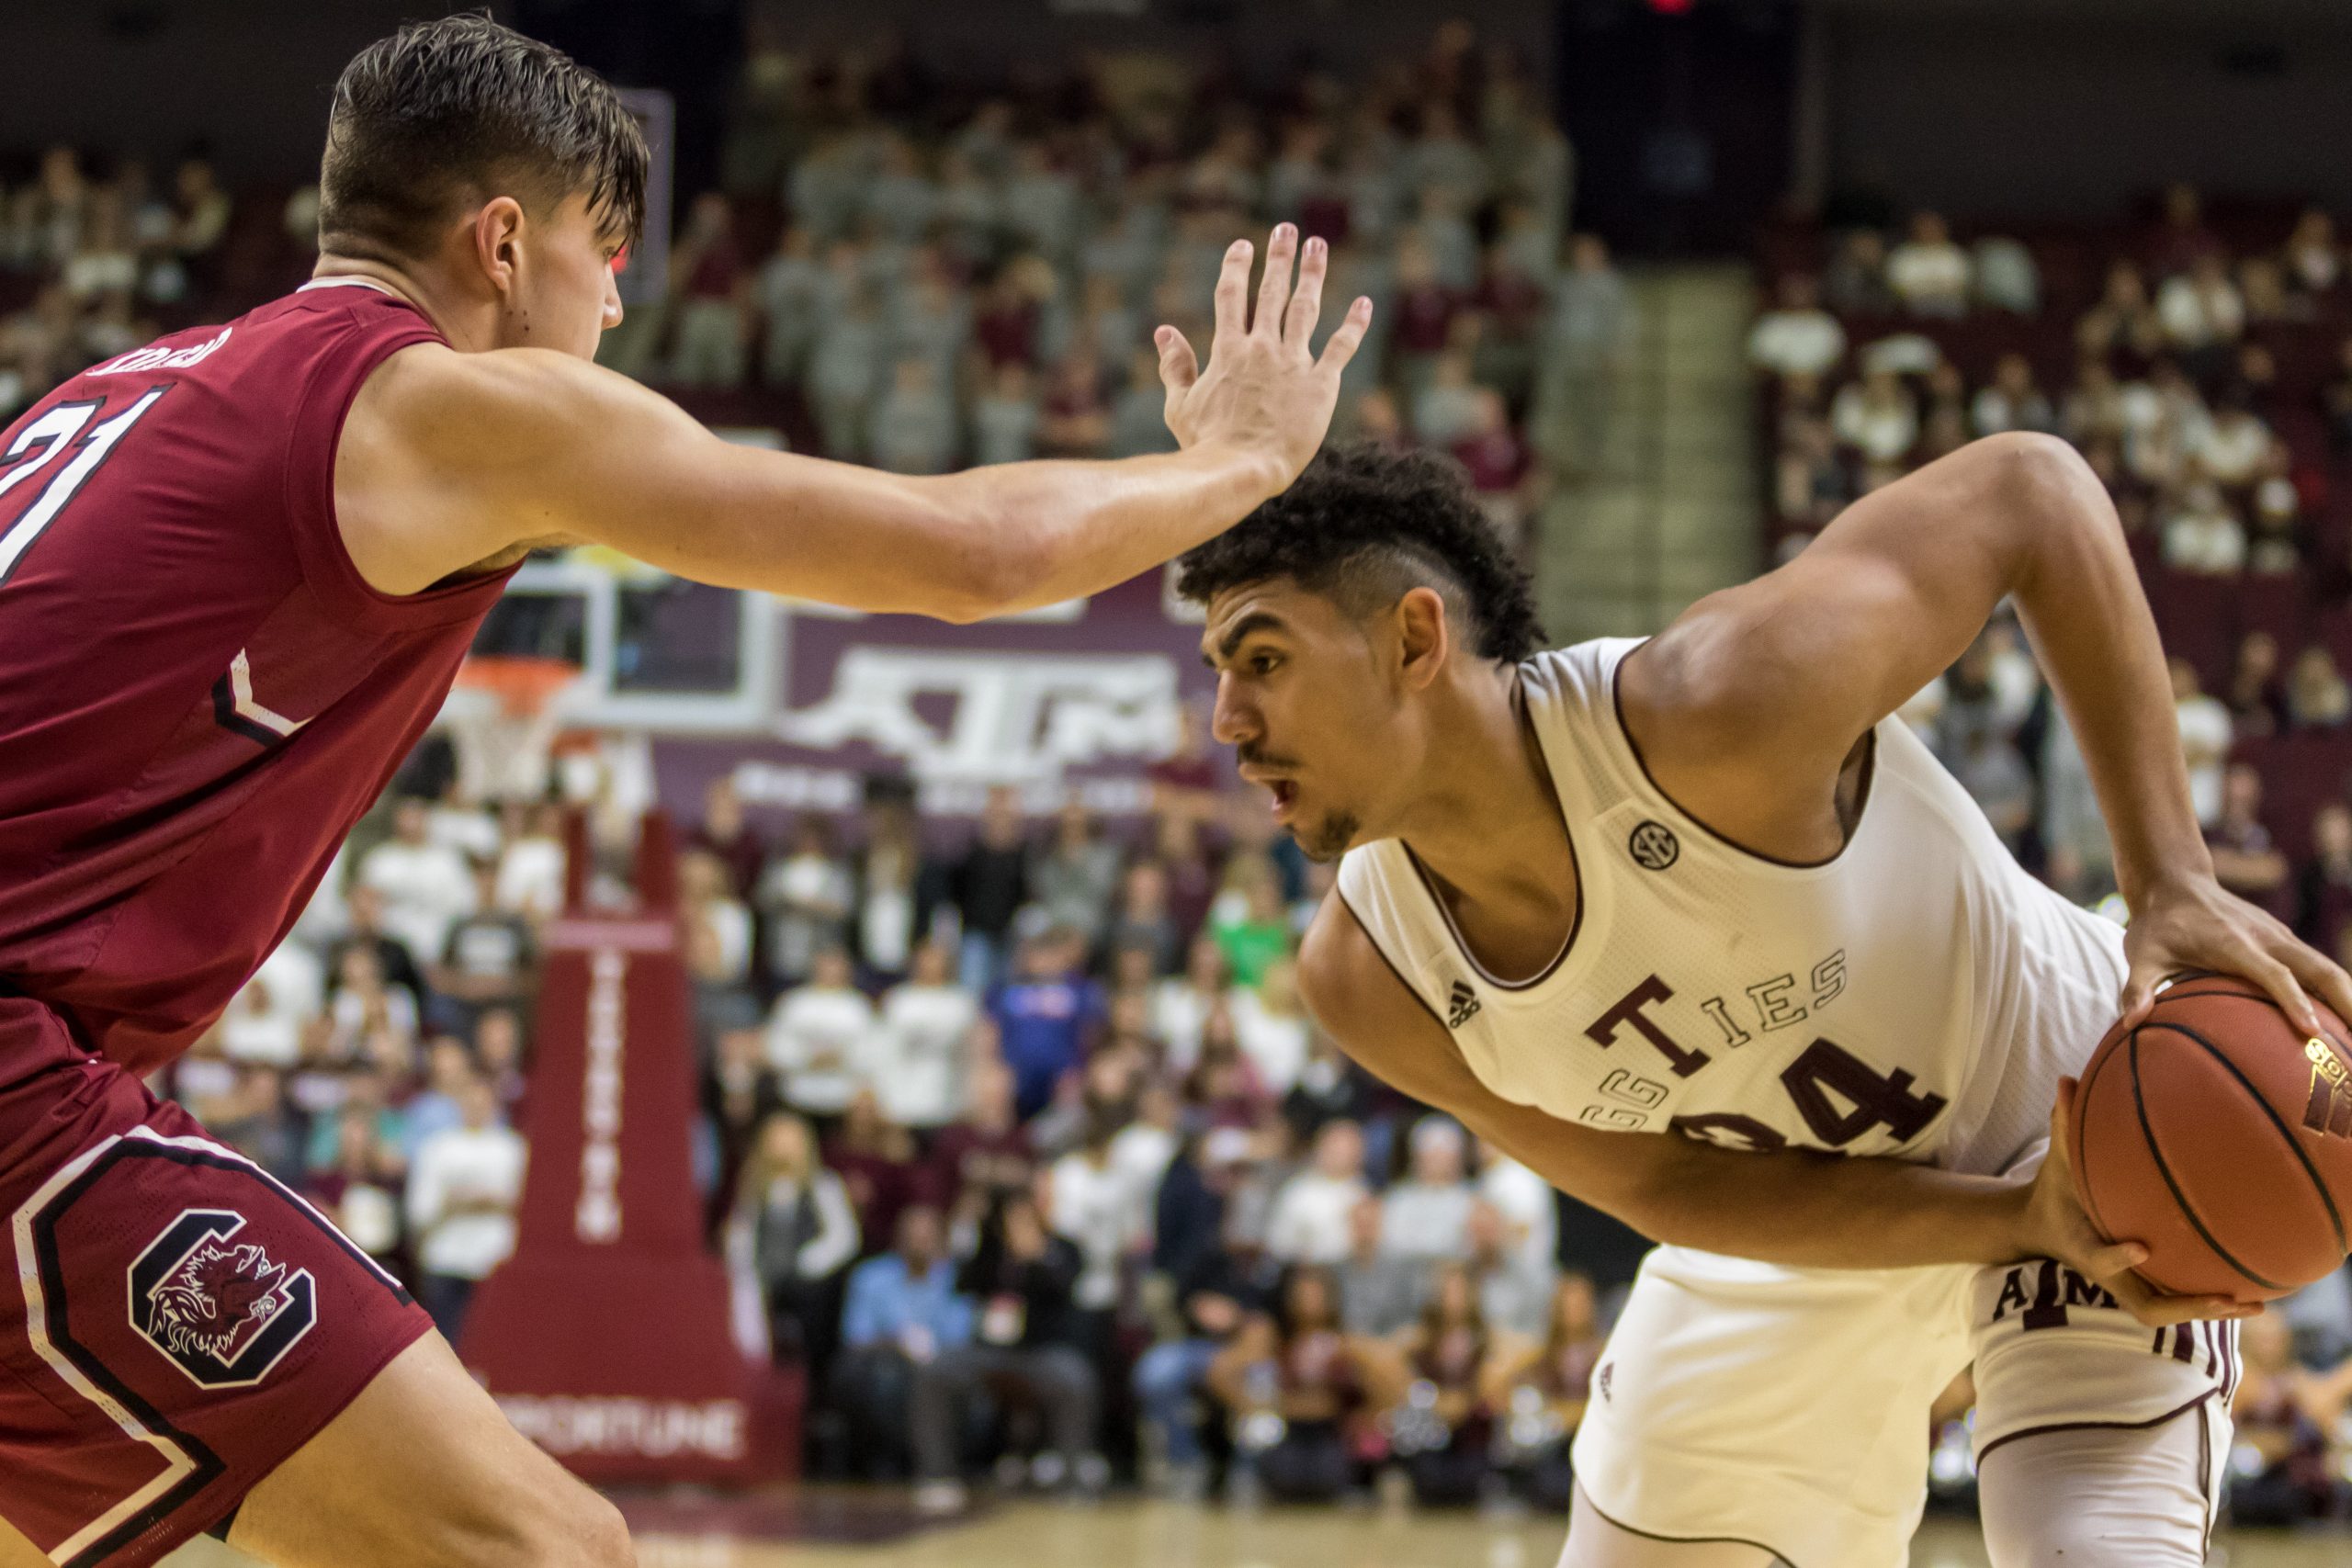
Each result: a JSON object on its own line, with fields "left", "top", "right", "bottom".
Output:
{"left": 1230, "top": 957, "right": 1313, "bottom": 1097}
{"left": 2283, "top": 207, "right": 2341, "bottom": 299}
{"left": 2157, "top": 252, "right": 2245, "bottom": 374}
{"left": 1493, "top": 1273, "right": 1606, "bottom": 1513}
{"left": 1208, "top": 856, "right": 1293, "bottom": 988}
{"left": 808, "top": 282, "right": 884, "bottom": 459}
{"left": 911, "top": 1192, "right": 1103, "bottom": 1514}
{"left": 831, "top": 1089, "right": 922, "bottom": 1258}
{"left": 2224, "top": 632, "right": 2287, "bottom": 739}
{"left": 970, "top": 364, "right": 1041, "bottom": 466}
{"left": 359, "top": 797, "right": 477, "bottom": 973}
{"left": 835, "top": 1204, "right": 971, "bottom": 1482}
{"left": 494, "top": 802, "right": 568, "bottom": 920}
{"left": 1970, "top": 354, "right": 2054, "bottom": 438}
{"left": 757, "top": 227, "right": 825, "bottom": 389}
{"left": 930, "top": 1055, "right": 1035, "bottom": 1213}
{"left": 2146, "top": 182, "right": 2222, "bottom": 279}
{"left": 1829, "top": 367, "right": 1918, "bottom": 479}
{"left": 1266, "top": 1120, "right": 1369, "bottom": 1266}
{"left": 1336, "top": 1193, "right": 1422, "bottom": 1337}
{"left": 2159, "top": 479, "right": 2245, "bottom": 576}
{"left": 867, "top": 357, "right": 961, "bottom": 476}
{"left": 404, "top": 1070, "right": 525, "bottom": 1342}
{"left": 1390, "top": 1261, "right": 1500, "bottom": 1506}
{"left": 667, "top": 192, "right": 750, "bottom": 388}
{"left": 1537, "top": 234, "right": 1634, "bottom": 477}
{"left": 304, "top": 1105, "right": 407, "bottom": 1269}
{"left": 2195, "top": 392, "right": 2276, "bottom": 489}
{"left": 1383, "top": 1116, "right": 1477, "bottom": 1266}
{"left": 1032, "top": 800, "right": 1120, "bottom": 950}
{"left": 1886, "top": 211, "right": 1971, "bottom": 318}
{"left": 702, "top": 1025, "right": 785, "bottom": 1230}
{"left": 325, "top": 944, "right": 419, "bottom": 1066}
{"left": 1821, "top": 230, "right": 1892, "bottom": 316}
{"left": 992, "top": 926, "right": 1104, "bottom": 1121}
{"left": 1453, "top": 388, "right": 1538, "bottom": 556}
{"left": 2171, "top": 658, "right": 2233, "bottom": 828}
{"left": 427, "top": 858, "right": 537, "bottom": 1036}
{"left": 1102, "top": 861, "right": 1183, "bottom": 979}
{"left": 1153, "top": 937, "right": 1231, "bottom": 1077}
{"left": 2075, "top": 261, "right": 2165, "bottom": 364}
{"left": 952, "top": 787, "right": 1030, "bottom": 993}
{"left": 2247, "top": 446, "right": 2304, "bottom": 575}
{"left": 2061, "top": 356, "right": 2128, "bottom": 447}
{"left": 1749, "top": 276, "right": 1834, "bottom": 380}
{"left": 2289, "top": 647, "right": 2352, "bottom": 730}
{"left": 2299, "top": 803, "right": 2352, "bottom": 956}
{"left": 687, "top": 775, "right": 767, "bottom": 900}
{"left": 1774, "top": 410, "right": 1846, "bottom": 530}
{"left": 2207, "top": 762, "right": 2290, "bottom": 917}
{"left": 1464, "top": 1199, "right": 1551, "bottom": 1339}
{"left": 758, "top": 815, "right": 853, "bottom": 988}
{"left": 1212, "top": 1263, "right": 1388, "bottom": 1504}
{"left": 1134, "top": 1198, "right": 1279, "bottom": 1496}
{"left": 729, "top": 1110, "right": 862, "bottom": 1372}
{"left": 765, "top": 945, "right": 882, "bottom": 1134}
{"left": 1971, "top": 234, "right": 2040, "bottom": 315}
{"left": 879, "top": 941, "right": 980, "bottom": 1136}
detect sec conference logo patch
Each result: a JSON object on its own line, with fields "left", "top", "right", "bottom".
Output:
{"left": 1628, "top": 820, "right": 1679, "bottom": 871}
{"left": 130, "top": 1210, "right": 317, "bottom": 1388}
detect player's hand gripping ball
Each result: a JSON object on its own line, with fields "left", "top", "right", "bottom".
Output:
{"left": 2070, "top": 973, "right": 2352, "bottom": 1301}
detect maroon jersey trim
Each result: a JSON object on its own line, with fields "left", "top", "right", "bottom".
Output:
{"left": 279, "top": 294, "right": 519, "bottom": 634}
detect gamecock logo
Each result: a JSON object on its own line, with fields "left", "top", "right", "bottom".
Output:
{"left": 130, "top": 1211, "right": 316, "bottom": 1388}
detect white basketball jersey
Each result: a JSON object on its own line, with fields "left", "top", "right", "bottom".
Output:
{"left": 1336, "top": 638, "right": 2129, "bottom": 1177}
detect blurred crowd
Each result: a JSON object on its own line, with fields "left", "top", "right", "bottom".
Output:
{"left": 590, "top": 20, "right": 1627, "bottom": 557}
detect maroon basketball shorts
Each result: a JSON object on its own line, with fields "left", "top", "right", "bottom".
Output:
{"left": 0, "top": 998, "right": 433, "bottom": 1565}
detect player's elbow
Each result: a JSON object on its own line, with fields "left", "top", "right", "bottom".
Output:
{"left": 1968, "top": 431, "right": 2104, "bottom": 530}
{"left": 915, "top": 496, "right": 1046, "bottom": 625}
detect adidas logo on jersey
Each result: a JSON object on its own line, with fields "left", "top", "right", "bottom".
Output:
{"left": 1446, "top": 980, "right": 1482, "bottom": 1029}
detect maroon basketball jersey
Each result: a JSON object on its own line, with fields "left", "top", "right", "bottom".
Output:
{"left": 0, "top": 280, "right": 516, "bottom": 1077}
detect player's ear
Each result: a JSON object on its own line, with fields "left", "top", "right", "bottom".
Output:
{"left": 1395, "top": 586, "right": 1450, "bottom": 691}
{"left": 471, "top": 196, "right": 527, "bottom": 297}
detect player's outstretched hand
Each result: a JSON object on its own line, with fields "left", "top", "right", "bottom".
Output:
{"left": 2018, "top": 1077, "right": 2261, "bottom": 1329}
{"left": 1157, "top": 223, "right": 1374, "bottom": 488}
{"left": 2117, "top": 873, "right": 2352, "bottom": 1039}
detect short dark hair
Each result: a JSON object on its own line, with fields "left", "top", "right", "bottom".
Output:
{"left": 1175, "top": 444, "right": 1545, "bottom": 663}
{"left": 319, "top": 14, "right": 648, "bottom": 265}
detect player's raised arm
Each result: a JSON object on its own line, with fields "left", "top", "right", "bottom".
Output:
{"left": 1622, "top": 432, "right": 2352, "bottom": 1032}
{"left": 336, "top": 225, "right": 1371, "bottom": 624}
{"left": 1295, "top": 897, "right": 2254, "bottom": 1327}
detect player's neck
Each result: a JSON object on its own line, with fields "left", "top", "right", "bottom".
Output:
{"left": 1392, "top": 666, "right": 1576, "bottom": 917}
{"left": 309, "top": 255, "right": 493, "bottom": 352}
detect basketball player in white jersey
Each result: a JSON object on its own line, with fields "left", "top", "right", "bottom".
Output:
{"left": 1177, "top": 435, "right": 2352, "bottom": 1566}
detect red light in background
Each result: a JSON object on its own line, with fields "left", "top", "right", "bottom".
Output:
{"left": 1648, "top": 0, "right": 1693, "bottom": 13}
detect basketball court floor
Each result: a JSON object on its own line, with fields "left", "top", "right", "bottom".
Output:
{"left": 160, "top": 1494, "right": 2349, "bottom": 1567}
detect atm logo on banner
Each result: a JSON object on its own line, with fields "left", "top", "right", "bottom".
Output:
{"left": 2303, "top": 1038, "right": 2352, "bottom": 1140}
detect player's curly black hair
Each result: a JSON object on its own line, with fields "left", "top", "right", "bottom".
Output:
{"left": 1175, "top": 443, "right": 1545, "bottom": 663}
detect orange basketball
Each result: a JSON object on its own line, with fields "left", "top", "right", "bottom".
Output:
{"left": 2069, "top": 973, "right": 2352, "bottom": 1303}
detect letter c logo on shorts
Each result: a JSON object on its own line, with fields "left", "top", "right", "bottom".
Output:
{"left": 130, "top": 1210, "right": 318, "bottom": 1388}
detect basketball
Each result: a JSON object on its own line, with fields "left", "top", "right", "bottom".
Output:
{"left": 2071, "top": 974, "right": 2352, "bottom": 1302}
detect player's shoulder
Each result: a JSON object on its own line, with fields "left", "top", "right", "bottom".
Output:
{"left": 1297, "top": 888, "right": 1416, "bottom": 1037}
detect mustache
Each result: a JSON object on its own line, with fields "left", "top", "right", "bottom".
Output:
{"left": 1235, "top": 744, "right": 1300, "bottom": 773}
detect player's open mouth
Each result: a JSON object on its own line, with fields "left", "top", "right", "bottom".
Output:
{"left": 1269, "top": 779, "right": 1298, "bottom": 821}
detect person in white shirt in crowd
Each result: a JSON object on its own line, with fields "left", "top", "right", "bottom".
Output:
{"left": 1046, "top": 1112, "right": 1150, "bottom": 1334}
{"left": 2282, "top": 207, "right": 2340, "bottom": 299}
{"left": 2172, "top": 656, "right": 2235, "bottom": 828}
{"left": 2157, "top": 251, "right": 2245, "bottom": 354}
{"left": 1970, "top": 234, "right": 2040, "bottom": 314}
{"left": 1109, "top": 1077, "right": 1182, "bottom": 1203}
{"left": 1885, "top": 211, "right": 1971, "bottom": 318}
{"left": 1478, "top": 1149, "right": 1559, "bottom": 1286}
{"left": 879, "top": 940, "right": 981, "bottom": 1134}
{"left": 2161, "top": 479, "right": 2247, "bottom": 576}
{"left": 759, "top": 815, "right": 854, "bottom": 988}
{"left": 2195, "top": 393, "right": 2278, "bottom": 488}
{"left": 429, "top": 857, "right": 537, "bottom": 1034}
{"left": 1829, "top": 367, "right": 1919, "bottom": 470}
{"left": 495, "top": 800, "right": 570, "bottom": 919}
{"left": 679, "top": 848, "right": 754, "bottom": 989}
{"left": 765, "top": 945, "right": 882, "bottom": 1133}
{"left": 1746, "top": 274, "right": 1845, "bottom": 379}
{"left": 1150, "top": 936, "right": 1229, "bottom": 1077}
{"left": 220, "top": 942, "right": 324, "bottom": 1068}
{"left": 1265, "top": 1119, "right": 1370, "bottom": 1265}
{"left": 358, "top": 796, "right": 478, "bottom": 969}
{"left": 1970, "top": 353, "right": 2054, "bottom": 437}
{"left": 1381, "top": 1115, "right": 1478, "bottom": 1266}
{"left": 1228, "top": 957, "right": 1312, "bottom": 1094}
{"left": 1464, "top": 1198, "right": 1555, "bottom": 1338}
{"left": 425, "top": 784, "right": 502, "bottom": 864}
{"left": 404, "top": 1070, "right": 526, "bottom": 1343}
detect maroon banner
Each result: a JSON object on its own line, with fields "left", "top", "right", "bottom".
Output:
{"left": 461, "top": 814, "right": 798, "bottom": 1483}
{"left": 653, "top": 568, "right": 1222, "bottom": 827}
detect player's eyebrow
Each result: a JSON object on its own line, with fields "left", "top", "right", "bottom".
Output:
{"left": 1202, "top": 610, "right": 1289, "bottom": 670}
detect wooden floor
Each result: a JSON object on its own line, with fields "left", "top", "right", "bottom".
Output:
{"left": 161, "top": 1495, "right": 2352, "bottom": 1566}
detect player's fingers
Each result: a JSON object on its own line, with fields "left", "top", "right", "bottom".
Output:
{"left": 1156, "top": 325, "right": 1199, "bottom": 395}
{"left": 2115, "top": 963, "right": 2162, "bottom": 1030}
{"left": 1283, "top": 234, "right": 1329, "bottom": 352}
{"left": 1212, "top": 239, "right": 1252, "bottom": 344}
{"left": 2245, "top": 950, "right": 2321, "bottom": 1036}
{"left": 2080, "top": 1239, "right": 2149, "bottom": 1280}
{"left": 2281, "top": 942, "right": 2352, "bottom": 1036}
{"left": 1315, "top": 296, "right": 1375, "bottom": 374}
{"left": 1253, "top": 224, "right": 1297, "bottom": 338}
{"left": 2046, "top": 1075, "right": 2079, "bottom": 1165}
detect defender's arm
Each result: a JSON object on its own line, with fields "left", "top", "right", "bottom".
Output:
{"left": 1296, "top": 897, "right": 2244, "bottom": 1326}
{"left": 335, "top": 229, "right": 1369, "bottom": 623}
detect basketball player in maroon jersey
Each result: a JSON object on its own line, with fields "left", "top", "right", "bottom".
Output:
{"left": 0, "top": 17, "right": 1366, "bottom": 1567}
